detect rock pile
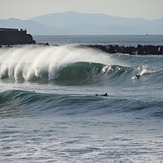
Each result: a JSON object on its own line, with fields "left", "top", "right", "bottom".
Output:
{"left": 86, "top": 44, "right": 163, "bottom": 55}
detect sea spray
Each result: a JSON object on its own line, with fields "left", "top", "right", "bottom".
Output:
{"left": 0, "top": 45, "right": 123, "bottom": 82}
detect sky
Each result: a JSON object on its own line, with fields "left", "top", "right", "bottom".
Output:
{"left": 0, "top": 0, "right": 163, "bottom": 20}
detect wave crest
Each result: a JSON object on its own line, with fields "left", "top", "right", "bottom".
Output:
{"left": 0, "top": 45, "right": 124, "bottom": 84}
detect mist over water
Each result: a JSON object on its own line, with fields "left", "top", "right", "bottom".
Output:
{"left": 0, "top": 45, "right": 123, "bottom": 82}
{"left": 0, "top": 36, "right": 163, "bottom": 162}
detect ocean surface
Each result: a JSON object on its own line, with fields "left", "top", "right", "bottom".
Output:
{"left": 0, "top": 35, "right": 163, "bottom": 162}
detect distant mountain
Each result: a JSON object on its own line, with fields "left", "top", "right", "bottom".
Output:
{"left": 0, "top": 12, "right": 163, "bottom": 35}
{"left": 31, "top": 11, "right": 150, "bottom": 28}
{"left": 0, "top": 18, "right": 64, "bottom": 35}
{"left": 31, "top": 11, "right": 163, "bottom": 35}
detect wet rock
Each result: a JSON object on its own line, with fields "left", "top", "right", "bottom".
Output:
{"left": 85, "top": 44, "right": 163, "bottom": 55}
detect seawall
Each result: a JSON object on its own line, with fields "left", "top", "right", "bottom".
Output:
{"left": 0, "top": 28, "right": 36, "bottom": 45}
{"left": 82, "top": 44, "right": 163, "bottom": 55}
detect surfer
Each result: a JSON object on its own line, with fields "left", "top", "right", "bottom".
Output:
{"left": 135, "top": 74, "right": 140, "bottom": 78}
{"left": 132, "top": 74, "right": 141, "bottom": 80}
{"left": 95, "top": 93, "right": 108, "bottom": 96}
{"left": 102, "top": 93, "right": 108, "bottom": 96}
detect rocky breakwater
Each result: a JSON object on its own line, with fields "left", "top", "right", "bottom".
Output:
{"left": 86, "top": 44, "right": 163, "bottom": 55}
{"left": 0, "top": 28, "right": 36, "bottom": 46}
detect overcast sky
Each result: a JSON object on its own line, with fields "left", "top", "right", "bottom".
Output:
{"left": 0, "top": 0, "right": 163, "bottom": 20}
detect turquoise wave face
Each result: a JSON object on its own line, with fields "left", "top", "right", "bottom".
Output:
{"left": 1, "top": 59, "right": 162, "bottom": 86}
{"left": 0, "top": 45, "right": 124, "bottom": 84}
{"left": 0, "top": 89, "right": 163, "bottom": 119}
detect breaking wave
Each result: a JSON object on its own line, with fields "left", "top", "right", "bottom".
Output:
{"left": 0, "top": 45, "right": 163, "bottom": 118}
{"left": 0, "top": 45, "right": 162, "bottom": 86}
{"left": 0, "top": 45, "right": 121, "bottom": 83}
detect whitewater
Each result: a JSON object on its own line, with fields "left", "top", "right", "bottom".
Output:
{"left": 0, "top": 35, "right": 163, "bottom": 162}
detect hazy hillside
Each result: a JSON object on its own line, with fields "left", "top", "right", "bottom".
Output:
{"left": 0, "top": 18, "right": 64, "bottom": 35}
{"left": 31, "top": 11, "right": 151, "bottom": 28}
{"left": 0, "top": 12, "right": 163, "bottom": 35}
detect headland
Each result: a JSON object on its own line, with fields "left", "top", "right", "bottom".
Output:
{"left": 0, "top": 28, "right": 36, "bottom": 46}
{"left": 0, "top": 29, "right": 163, "bottom": 55}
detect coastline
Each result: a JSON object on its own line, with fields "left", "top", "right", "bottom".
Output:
{"left": 0, "top": 28, "right": 36, "bottom": 46}
{"left": 0, "top": 30, "right": 163, "bottom": 55}
{"left": 1, "top": 43, "right": 163, "bottom": 55}
{"left": 82, "top": 44, "right": 163, "bottom": 55}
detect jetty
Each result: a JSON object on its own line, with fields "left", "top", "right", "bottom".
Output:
{"left": 0, "top": 28, "right": 36, "bottom": 45}
{"left": 81, "top": 44, "right": 163, "bottom": 55}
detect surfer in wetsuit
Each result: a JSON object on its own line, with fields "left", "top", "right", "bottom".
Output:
{"left": 102, "top": 93, "right": 108, "bottom": 96}
{"left": 132, "top": 74, "right": 141, "bottom": 80}
{"left": 135, "top": 74, "right": 140, "bottom": 78}
{"left": 95, "top": 93, "right": 108, "bottom": 96}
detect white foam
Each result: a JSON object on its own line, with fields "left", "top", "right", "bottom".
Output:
{"left": 0, "top": 45, "right": 123, "bottom": 81}
{"left": 132, "top": 65, "right": 157, "bottom": 80}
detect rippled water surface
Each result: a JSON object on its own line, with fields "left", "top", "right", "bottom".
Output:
{"left": 0, "top": 35, "right": 163, "bottom": 162}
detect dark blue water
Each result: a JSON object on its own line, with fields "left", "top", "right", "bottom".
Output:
{"left": 34, "top": 35, "right": 163, "bottom": 46}
{"left": 0, "top": 36, "right": 163, "bottom": 162}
